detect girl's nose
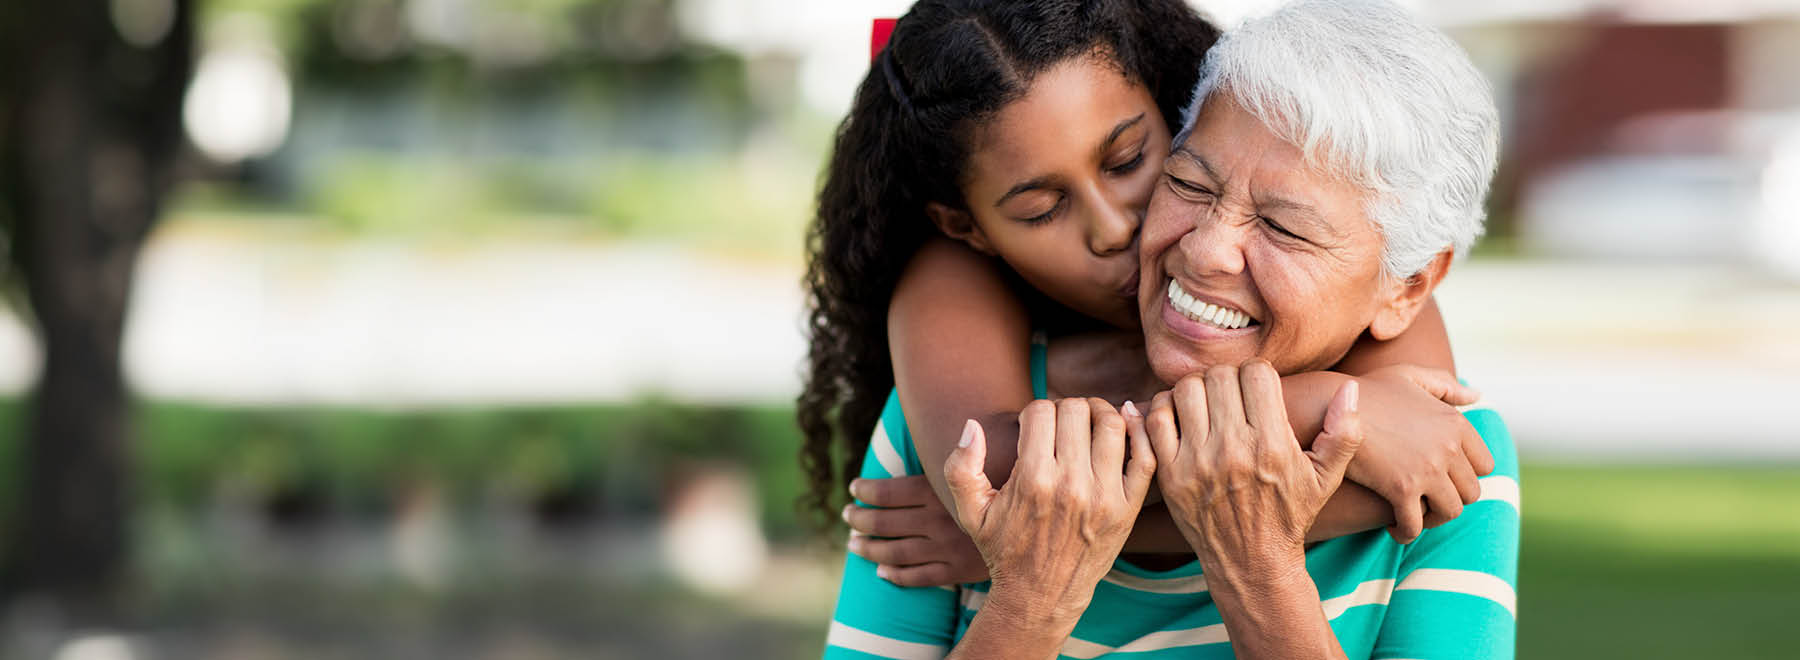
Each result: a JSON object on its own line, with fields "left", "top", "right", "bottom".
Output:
{"left": 1089, "top": 196, "right": 1140, "bottom": 256}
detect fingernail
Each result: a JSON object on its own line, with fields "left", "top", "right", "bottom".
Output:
{"left": 847, "top": 479, "right": 861, "bottom": 498}
{"left": 1346, "top": 380, "right": 1360, "bottom": 413}
{"left": 958, "top": 419, "right": 977, "bottom": 448}
{"left": 847, "top": 535, "right": 864, "bottom": 552}
{"left": 876, "top": 565, "right": 892, "bottom": 580}
{"left": 1122, "top": 400, "right": 1140, "bottom": 417}
{"left": 842, "top": 505, "right": 853, "bottom": 522}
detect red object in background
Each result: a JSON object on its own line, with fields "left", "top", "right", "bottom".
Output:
{"left": 871, "top": 18, "right": 897, "bottom": 61}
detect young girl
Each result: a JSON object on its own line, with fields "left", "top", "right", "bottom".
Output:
{"left": 800, "top": 0, "right": 1488, "bottom": 602}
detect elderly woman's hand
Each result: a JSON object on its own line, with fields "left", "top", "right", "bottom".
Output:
{"left": 944, "top": 398, "right": 1156, "bottom": 619}
{"left": 1139, "top": 360, "right": 1363, "bottom": 578}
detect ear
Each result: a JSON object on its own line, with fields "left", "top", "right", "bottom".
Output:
{"left": 926, "top": 202, "right": 996, "bottom": 256}
{"left": 1369, "top": 249, "right": 1453, "bottom": 341}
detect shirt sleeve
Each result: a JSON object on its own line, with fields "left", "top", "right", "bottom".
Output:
{"left": 823, "top": 398, "right": 959, "bottom": 660}
{"left": 1369, "top": 407, "right": 1521, "bottom": 660}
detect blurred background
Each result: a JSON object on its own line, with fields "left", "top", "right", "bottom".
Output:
{"left": 0, "top": 0, "right": 1795, "bottom": 658}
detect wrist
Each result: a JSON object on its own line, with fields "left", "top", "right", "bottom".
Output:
{"left": 984, "top": 581, "right": 1089, "bottom": 632}
{"left": 1194, "top": 543, "right": 1308, "bottom": 596}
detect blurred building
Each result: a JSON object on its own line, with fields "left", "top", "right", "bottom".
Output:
{"left": 1429, "top": 0, "right": 1800, "bottom": 276}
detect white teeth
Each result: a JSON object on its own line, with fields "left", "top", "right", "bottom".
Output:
{"left": 1166, "top": 280, "right": 1254, "bottom": 330}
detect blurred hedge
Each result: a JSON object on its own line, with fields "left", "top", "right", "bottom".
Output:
{"left": 0, "top": 397, "right": 811, "bottom": 544}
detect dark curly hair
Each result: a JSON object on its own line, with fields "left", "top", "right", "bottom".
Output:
{"left": 797, "top": 0, "right": 1219, "bottom": 531}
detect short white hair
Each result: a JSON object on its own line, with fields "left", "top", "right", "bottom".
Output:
{"left": 1174, "top": 0, "right": 1500, "bottom": 279}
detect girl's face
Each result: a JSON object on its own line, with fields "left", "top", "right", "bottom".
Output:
{"left": 937, "top": 55, "right": 1169, "bottom": 330}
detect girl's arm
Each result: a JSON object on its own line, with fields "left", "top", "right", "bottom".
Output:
{"left": 888, "top": 237, "right": 1037, "bottom": 515}
{"left": 885, "top": 241, "right": 1441, "bottom": 560}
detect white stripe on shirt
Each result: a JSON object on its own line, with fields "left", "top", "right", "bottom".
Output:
{"left": 826, "top": 621, "right": 947, "bottom": 660}
{"left": 1396, "top": 568, "right": 1517, "bottom": 618}
{"left": 870, "top": 420, "right": 907, "bottom": 478}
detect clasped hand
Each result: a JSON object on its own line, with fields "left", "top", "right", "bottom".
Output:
{"left": 1136, "top": 359, "right": 1363, "bottom": 577}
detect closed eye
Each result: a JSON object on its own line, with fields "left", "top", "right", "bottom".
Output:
{"left": 1020, "top": 197, "right": 1064, "bottom": 226}
{"left": 1107, "top": 151, "right": 1146, "bottom": 175}
{"left": 1261, "top": 216, "right": 1306, "bottom": 242}
{"left": 1167, "top": 175, "right": 1214, "bottom": 199}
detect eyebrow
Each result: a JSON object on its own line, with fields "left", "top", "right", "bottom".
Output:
{"left": 1098, "top": 113, "right": 1147, "bottom": 158}
{"left": 993, "top": 113, "right": 1148, "bottom": 208}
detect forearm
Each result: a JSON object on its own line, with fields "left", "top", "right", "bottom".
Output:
{"left": 945, "top": 586, "right": 1085, "bottom": 660}
{"left": 1123, "top": 486, "right": 1388, "bottom": 553}
{"left": 1202, "top": 553, "right": 1349, "bottom": 660}
{"left": 1333, "top": 296, "right": 1453, "bottom": 376}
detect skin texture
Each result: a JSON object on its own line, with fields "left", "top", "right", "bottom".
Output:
{"left": 943, "top": 399, "right": 1157, "bottom": 660}
{"left": 1137, "top": 365, "right": 1363, "bottom": 660}
{"left": 862, "top": 58, "right": 1485, "bottom": 586}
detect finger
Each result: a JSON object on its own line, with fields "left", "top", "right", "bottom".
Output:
{"left": 1404, "top": 367, "right": 1481, "bottom": 406}
{"left": 1145, "top": 391, "right": 1181, "bottom": 465}
{"left": 1088, "top": 398, "right": 1126, "bottom": 488}
{"left": 876, "top": 563, "right": 961, "bottom": 588}
{"left": 1307, "top": 380, "right": 1365, "bottom": 490}
{"left": 1016, "top": 400, "right": 1056, "bottom": 476}
{"left": 943, "top": 419, "right": 995, "bottom": 534}
{"left": 1203, "top": 364, "right": 1247, "bottom": 439}
{"left": 843, "top": 503, "right": 934, "bottom": 538}
{"left": 1462, "top": 423, "right": 1496, "bottom": 477}
{"left": 1121, "top": 400, "right": 1157, "bottom": 504}
{"left": 1055, "top": 397, "right": 1092, "bottom": 468}
{"left": 848, "top": 535, "right": 939, "bottom": 567}
{"left": 850, "top": 475, "right": 933, "bottom": 508}
{"left": 1170, "top": 375, "right": 1209, "bottom": 453}
{"left": 1388, "top": 497, "right": 1425, "bottom": 544}
{"left": 1238, "top": 359, "right": 1291, "bottom": 439}
{"left": 1422, "top": 481, "right": 1465, "bottom": 528}
{"left": 1449, "top": 455, "right": 1481, "bottom": 506}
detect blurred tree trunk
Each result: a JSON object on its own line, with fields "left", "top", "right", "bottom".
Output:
{"left": 0, "top": 0, "right": 194, "bottom": 618}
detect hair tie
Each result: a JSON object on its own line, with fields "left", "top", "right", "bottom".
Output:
{"left": 870, "top": 18, "right": 897, "bottom": 61}
{"left": 879, "top": 50, "right": 918, "bottom": 118}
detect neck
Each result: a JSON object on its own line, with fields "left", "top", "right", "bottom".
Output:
{"left": 1043, "top": 328, "right": 1163, "bottom": 404}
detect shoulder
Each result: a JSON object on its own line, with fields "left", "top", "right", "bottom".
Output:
{"left": 1460, "top": 404, "right": 1519, "bottom": 480}
{"left": 891, "top": 238, "right": 1015, "bottom": 314}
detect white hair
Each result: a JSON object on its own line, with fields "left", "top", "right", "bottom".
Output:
{"left": 1174, "top": 0, "right": 1500, "bottom": 279}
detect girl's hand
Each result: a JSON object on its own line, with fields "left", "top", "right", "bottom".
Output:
{"left": 1140, "top": 360, "right": 1364, "bottom": 577}
{"left": 844, "top": 475, "right": 988, "bottom": 586}
{"left": 1346, "top": 365, "right": 1491, "bottom": 543}
{"left": 944, "top": 398, "right": 1156, "bottom": 612}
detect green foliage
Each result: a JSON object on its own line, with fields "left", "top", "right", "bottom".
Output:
{"left": 0, "top": 397, "right": 809, "bottom": 541}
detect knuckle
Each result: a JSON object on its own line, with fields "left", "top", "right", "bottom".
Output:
{"left": 1060, "top": 397, "right": 1090, "bottom": 417}
{"left": 1023, "top": 399, "right": 1055, "bottom": 420}
{"left": 1174, "top": 375, "right": 1206, "bottom": 399}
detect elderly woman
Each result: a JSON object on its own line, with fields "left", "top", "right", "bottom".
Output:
{"left": 828, "top": 0, "right": 1517, "bottom": 658}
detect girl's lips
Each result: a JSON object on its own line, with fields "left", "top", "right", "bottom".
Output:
{"left": 1158, "top": 292, "right": 1258, "bottom": 342}
{"left": 1118, "top": 271, "right": 1141, "bottom": 298}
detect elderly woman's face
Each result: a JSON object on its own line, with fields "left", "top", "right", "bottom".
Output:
{"left": 1137, "top": 95, "right": 1393, "bottom": 383}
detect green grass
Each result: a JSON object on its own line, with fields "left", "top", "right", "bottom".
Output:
{"left": 1, "top": 399, "right": 1795, "bottom": 657}
{"left": 1517, "top": 464, "right": 1800, "bottom": 659}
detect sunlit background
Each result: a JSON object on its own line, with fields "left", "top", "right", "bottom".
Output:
{"left": 0, "top": 0, "right": 1796, "bottom": 658}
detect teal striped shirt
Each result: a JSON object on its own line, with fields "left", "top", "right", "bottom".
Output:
{"left": 824, "top": 350, "right": 1519, "bottom": 659}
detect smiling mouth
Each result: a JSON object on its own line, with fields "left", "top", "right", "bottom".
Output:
{"left": 1166, "top": 280, "right": 1256, "bottom": 330}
